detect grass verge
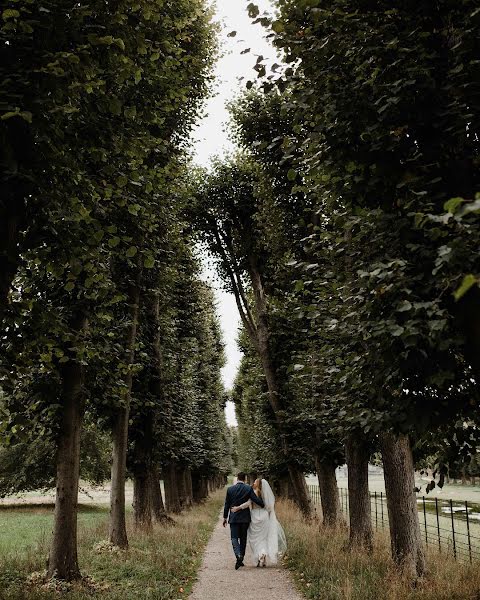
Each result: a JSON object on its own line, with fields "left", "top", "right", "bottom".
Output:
{"left": 0, "top": 490, "right": 224, "bottom": 600}
{"left": 276, "top": 499, "right": 480, "bottom": 600}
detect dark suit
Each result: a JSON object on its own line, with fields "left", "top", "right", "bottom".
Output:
{"left": 223, "top": 481, "right": 264, "bottom": 559}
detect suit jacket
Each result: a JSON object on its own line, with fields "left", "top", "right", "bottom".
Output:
{"left": 223, "top": 481, "right": 264, "bottom": 524}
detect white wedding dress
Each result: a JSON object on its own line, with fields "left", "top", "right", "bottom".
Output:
{"left": 238, "top": 479, "right": 287, "bottom": 566}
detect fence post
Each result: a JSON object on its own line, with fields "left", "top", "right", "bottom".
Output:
{"left": 375, "top": 491, "right": 378, "bottom": 529}
{"left": 450, "top": 499, "right": 457, "bottom": 560}
{"left": 435, "top": 497, "right": 441, "bottom": 553}
{"left": 465, "top": 500, "right": 472, "bottom": 563}
{"left": 423, "top": 496, "right": 428, "bottom": 545}
{"left": 380, "top": 491, "right": 384, "bottom": 529}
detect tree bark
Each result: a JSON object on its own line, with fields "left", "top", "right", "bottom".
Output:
{"left": 48, "top": 314, "right": 87, "bottom": 581}
{"left": 345, "top": 433, "right": 373, "bottom": 550}
{"left": 177, "top": 466, "right": 192, "bottom": 509}
{"left": 273, "top": 474, "right": 294, "bottom": 500}
{"left": 109, "top": 407, "right": 130, "bottom": 548}
{"left": 109, "top": 278, "right": 141, "bottom": 548}
{"left": 380, "top": 432, "right": 426, "bottom": 579}
{"left": 150, "top": 466, "right": 168, "bottom": 521}
{"left": 192, "top": 470, "right": 208, "bottom": 503}
{"left": 164, "top": 462, "right": 181, "bottom": 513}
{"left": 133, "top": 470, "right": 152, "bottom": 530}
{"left": 249, "top": 262, "right": 311, "bottom": 517}
{"left": 316, "top": 456, "right": 342, "bottom": 527}
{"left": 184, "top": 468, "right": 193, "bottom": 506}
{"left": 131, "top": 407, "right": 155, "bottom": 529}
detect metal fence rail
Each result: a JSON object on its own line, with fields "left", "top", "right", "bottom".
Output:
{"left": 308, "top": 485, "right": 480, "bottom": 563}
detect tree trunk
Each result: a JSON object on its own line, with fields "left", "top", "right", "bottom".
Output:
{"left": 177, "top": 466, "right": 192, "bottom": 509}
{"left": 164, "top": 462, "right": 181, "bottom": 513}
{"left": 109, "top": 407, "right": 130, "bottom": 548}
{"left": 380, "top": 432, "right": 426, "bottom": 579}
{"left": 192, "top": 470, "right": 208, "bottom": 503}
{"left": 133, "top": 471, "right": 152, "bottom": 529}
{"left": 109, "top": 279, "right": 141, "bottom": 548}
{"left": 131, "top": 409, "right": 155, "bottom": 529}
{"left": 48, "top": 314, "right": 87, "bottom": 581}
{"left": 225, "top": 249, "right": 311, "bottom": 516}
{"left": 150, "top": 466, "right": 168, "bottom": 521}
{"left": 184, "top": 468, "right": 193, "bottom": 505}
{"left": 316, "top": 456, "right": 342, "bottom": 527}
{"left": 273, "top": 474, "right": 293, "bottom": 500}
{"left": 345, "top": 433, "right": 373, "bottom": 550}
{"left": 287, "top": 463, "right": 311, "bottom": 516}
{"left": 256, "top": 314, "right": 310, "bottom": 515}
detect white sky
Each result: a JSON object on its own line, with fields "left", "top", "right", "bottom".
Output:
{"left": 194, "top": 0, "right": 276, "bottom": 426}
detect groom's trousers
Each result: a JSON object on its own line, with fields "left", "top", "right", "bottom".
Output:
{"left": 230, "top": 522, "right": 249, "bottom": 559}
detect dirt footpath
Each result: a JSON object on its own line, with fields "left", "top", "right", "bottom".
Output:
{"left": 189, "top": 513, "right": 303, "bottom": 600}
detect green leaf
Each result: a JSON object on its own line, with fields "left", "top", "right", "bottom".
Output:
{"left": 108, "top": 236, "right": 121, "bottom": 248}
{"left": 397, "top": 300, "right": 412, "bottom": 312}
{"left": 126, "top": 246, "right": 137, "bottom": 257}
{"left": 2, "top": 9, "right": 20, "bottom": 20}
{"left": 272, "top": 20, "right": 285, "bottom": 33}
{"left": 287, "top": 169, "right": 297, "bottom": 181}
{"left": 247, "top": 3, "right": 260, "bottom": 18}
{"left": 1, "top": 110, "right": 32, "bottom": 123}
{"left": 294, "top": 280, "right": 304, "bottom": 292}
{"left": 64, "top": 282, "right": 75, "bottom": 292}
{"left": 124, "top": 106, "right": 137, "bottom": 119}
{"left": 128, "top": 203, "right": 141, "bottom": 216}
{"left": 454, "top": 274, "right": 478, "bottom": 301}
{"left": 116, "top": 175, "right": 128, "bottom": 188}
{"left": 109, "top": 97, "right": 122, "bottom": 115}
{"left": 144, "top": 256, "right": 155, "bottom": 269}
{"left": 444, "top": 197, "right": 464, "bottom": 214}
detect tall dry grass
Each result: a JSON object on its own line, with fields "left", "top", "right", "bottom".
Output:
{"left": 276, "top": 500, "right": 480, "bottom": 600}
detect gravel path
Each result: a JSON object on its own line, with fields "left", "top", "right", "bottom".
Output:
{"left": 190, "top": 513, "right": 303, "bottom": 600}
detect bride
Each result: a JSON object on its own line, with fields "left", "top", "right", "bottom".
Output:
{"left": 231, "top": 478, "right": 287, "bottom": 567}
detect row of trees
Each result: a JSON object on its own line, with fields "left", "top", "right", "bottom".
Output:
{"left": 0, "top": 0, "right": 232, "bottom": 582}
{"left": 193, "top": 0, "right": 480, "bottom": 581}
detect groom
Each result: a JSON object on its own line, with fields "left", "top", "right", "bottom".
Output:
{"left": 223, "top": 472, "right": 264, "bottom": 570}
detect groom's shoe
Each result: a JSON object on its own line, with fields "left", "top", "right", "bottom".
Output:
{"left": 235, "top": 556, "right": 245, "bottom": 570}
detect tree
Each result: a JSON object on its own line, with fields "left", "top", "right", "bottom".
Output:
{"left": 264, "top": 0, "right": 480, "bottom": 577}
{"left": 1, "top": 0, "right": 216, "bottom": 579}
{"left": 192, "top": 157, "right": 312, "bottom": 516}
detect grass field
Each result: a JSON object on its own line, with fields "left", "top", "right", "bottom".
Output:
{"left": 0, "top": 490, "right": 224, "bottom": 600}
{"left": 277, "top": 499, "right": 480, "bottom": 600}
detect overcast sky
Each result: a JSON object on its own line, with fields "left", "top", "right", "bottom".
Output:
{"left": 193, "top": 0, "right": 276, "bottom": 426}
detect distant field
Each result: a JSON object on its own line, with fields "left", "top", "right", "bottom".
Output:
{"left": 0, "top": 481, "right": 134, "bottom": 508}
{"left": 307, "top": 470, "right": 480, "bottom": 503}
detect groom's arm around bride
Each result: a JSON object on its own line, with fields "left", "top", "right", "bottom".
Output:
{"left": 223, "top": 474, "right": 264, "bottom": 527}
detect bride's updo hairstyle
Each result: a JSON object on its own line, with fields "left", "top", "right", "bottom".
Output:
{"left": 254, "top": 478, "right": 263, "bottom": 498}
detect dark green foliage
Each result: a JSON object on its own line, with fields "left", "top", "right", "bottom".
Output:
{"left": 0, "top": 420, "right": 111, "bottom": 497}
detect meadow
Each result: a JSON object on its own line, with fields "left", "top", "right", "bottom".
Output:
{"left": 0, "top": 489, "right": 224, "bottom": 600}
